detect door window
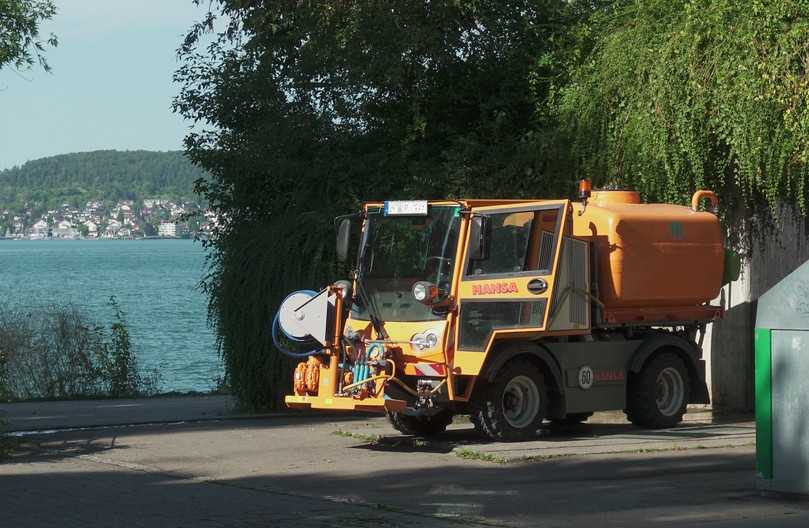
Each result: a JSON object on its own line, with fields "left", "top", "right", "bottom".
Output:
{"left": 459, "top": 300, "right": 548, "bottom": 351}
{"left": 465, "top": 206, "right": 561, "bottom": 277}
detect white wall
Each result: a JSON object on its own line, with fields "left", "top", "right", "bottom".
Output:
{"left": 704, "top": 211, "right": 809, "bottom": 411}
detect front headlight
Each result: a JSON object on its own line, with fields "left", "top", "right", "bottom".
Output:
{"left": 424, "top": 331, "right": 438, "bottom": 349}
{"left": 412, "top": 282, "right": 428, "bottom": 302}
{"left": 412, "top": 281, "right": 436, "bottom": 304}
{"left": 411, "top": 330, "right": 439, "bottom": 351}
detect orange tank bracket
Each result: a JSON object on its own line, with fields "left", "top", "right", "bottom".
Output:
{"left": 600, "top": 305, "right": 723, "bottom": 325}
{"left": 692, "top": 190, "right": 719, "bottom": 213}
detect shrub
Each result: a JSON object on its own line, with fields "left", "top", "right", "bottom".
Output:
{"left": 0, "top": 298, "right": 159, "bottom": 401}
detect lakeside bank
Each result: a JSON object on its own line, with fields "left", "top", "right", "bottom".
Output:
{"left": 0, "top": 239, "right": 221, "bottom": 393}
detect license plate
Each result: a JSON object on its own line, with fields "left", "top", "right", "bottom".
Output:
{"left": 384, "top": 200, "right": 429, "bottom": 216}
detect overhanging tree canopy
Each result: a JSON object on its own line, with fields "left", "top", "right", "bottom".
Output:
{"left": 174, "top": 0, "right": 580, "bottom": 409}
{"left": 0, "top": 0, "right": 57, "bottom": 72}
{"left": 558, "top": 0, "right": 809, "bottom": 243}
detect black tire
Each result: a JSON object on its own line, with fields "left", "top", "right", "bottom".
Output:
{"left": 469, "top": 411, "right": 485, "bottom": 434}
{"left": 471, "top": 359, "right": 547, "bottom": 441}
{"left": 625, "top": 352, "right": 690, "bottom": 429}
{"left": 386, "top": 409, "right": 453, "bottom": 436}
{"left": 550, "top": 412, "right": 593, "bottom": 426}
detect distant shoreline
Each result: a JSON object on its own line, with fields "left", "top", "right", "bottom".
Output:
{"left": 0, "top": 236, "right": 204, "bottom": 242}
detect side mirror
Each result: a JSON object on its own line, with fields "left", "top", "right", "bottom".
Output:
{"left": 468, "top": 215, "right": 489, "bottom": 261}
{"left": 336, "top": 218, "right": 352, "bottom": 263}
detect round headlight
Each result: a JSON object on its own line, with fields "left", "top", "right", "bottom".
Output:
{"left": 412, "top": 282, "right": 428, "bottom": 302}
{"left": 411, "top": 333, "right": 427, "bottom": 350}
{"left": 424, "top": 331, "right": 438, "bottom": 349}
{"left": 411, "top": 331, "right": 440, "bottom": 350}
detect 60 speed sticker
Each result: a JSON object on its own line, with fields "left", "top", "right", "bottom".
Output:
{"left": 578, "top": 366, "right": 594, "bottom": 390}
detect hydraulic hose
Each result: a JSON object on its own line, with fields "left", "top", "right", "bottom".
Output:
{"left": 340, "top": 374, "right": 390, "bottom": 393}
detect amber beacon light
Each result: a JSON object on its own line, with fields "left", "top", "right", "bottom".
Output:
{"left": 578, "top": 179, "right": 593, "bottom": 215}
{"left": 579, "top": 179, "right": 592, "bottom": 200}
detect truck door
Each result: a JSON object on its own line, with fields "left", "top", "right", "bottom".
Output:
{"left": 452, "top": 201, "right": 569, "bottom": 376}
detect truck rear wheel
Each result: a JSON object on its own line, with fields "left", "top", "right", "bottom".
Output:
{"left": 471, "top": 359, "right": 547, "bottom": 441}
{"left": 386, "top": 410, "right": 453, "bottom": 436}
{"left": 626, "top": 352, "right": 690, "bottom": 428}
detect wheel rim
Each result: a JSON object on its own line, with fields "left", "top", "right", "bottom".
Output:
{"left": 655, "top": 367, "right": 685, "bottom": 417}
{"left": 501, "top": 375, "right": 540, "bottom": 429}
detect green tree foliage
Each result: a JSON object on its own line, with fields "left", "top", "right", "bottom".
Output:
{"left": 557, "top": 0, "right": 809, "bottom": 243}
{"left": 0, "top": 150, "right": 208, "bottom": 210}
{"left": 177, "top": 0, "right": 809, "bottom": 409}
{"left": 0, "top": 0, "right": 57, "bottom": 72}
{"left": 175, "top": 0, "right": 580, "bottom": 409}
{"left": 107, "top": 297, "right": 139, "bottom": 398}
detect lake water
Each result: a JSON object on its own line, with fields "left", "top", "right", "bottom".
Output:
{"left": 0, "top": 239, "right": 220, "bottom": 392}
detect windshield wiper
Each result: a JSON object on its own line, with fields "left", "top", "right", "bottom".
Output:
{"left": 355, "top": 229, "right": 389, "bottom": 340}
{"left": 354, "top": 273, "right": 388, "bottom": 340}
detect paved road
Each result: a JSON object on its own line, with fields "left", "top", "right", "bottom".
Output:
{"left": 3, "top": 403, "right": 808, "bottom": 527}
{"left": 0, "top": 395, "right": 239, "bottom": 431}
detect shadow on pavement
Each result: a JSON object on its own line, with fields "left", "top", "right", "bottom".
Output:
{"left": 5, "top": 448, "right": 803, "bottom": 527}
{"left": 1, "top": 412, "right": 803, "bottom": 527}
{"left": 345, "top": 416, "right": 755, "bottom": 457}
{"left": 3, "top": 413, "right": 372, "bottom": 464}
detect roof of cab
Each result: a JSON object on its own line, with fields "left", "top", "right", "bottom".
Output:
{"left": 364, "top": 199, "right": 568, "bottom": 208}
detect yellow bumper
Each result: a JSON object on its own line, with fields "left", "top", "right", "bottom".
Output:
{"left": 285, "top": 394, "right": 406, "bottom": 413}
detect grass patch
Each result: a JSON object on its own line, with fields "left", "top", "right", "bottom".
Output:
{"left": 453, "top": 441, "right": 756, "bottom": 465}
{"left": 332, "top": 429, "right": 382, "bottom": 444}
{"left": 453, "top": 448, "right": 508, "bottom": 464}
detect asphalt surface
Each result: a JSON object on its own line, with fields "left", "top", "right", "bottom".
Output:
{"left": 0, "top": 395, "right": 239, "bottom": 431}
{"left": 2, "top": 399, "right": 808, "bottom": 527}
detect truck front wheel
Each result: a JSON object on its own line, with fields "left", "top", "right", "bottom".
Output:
{"left": 471, "top": 359, "right": 547, "bottom": 441}
{"left": 625, "top": 352, "right": 690, "bottom": 428}
{"left": 386, "top": 409, "right": 453, "bottom": 436}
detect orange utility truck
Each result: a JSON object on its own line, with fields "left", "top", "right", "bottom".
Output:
{"left": 278, "top": 184, "right": 724, "bottom": 441}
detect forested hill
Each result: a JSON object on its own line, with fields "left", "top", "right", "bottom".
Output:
{"left": 0, "top": 150, "right": 207, "bottom": 209}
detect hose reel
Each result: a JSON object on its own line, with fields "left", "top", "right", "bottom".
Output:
{"left": 273, "top": 288, "right": 337, "bottom": 358}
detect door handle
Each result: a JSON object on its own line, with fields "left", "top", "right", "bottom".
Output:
{"left": 527, "top": 278, "right": 547, "bottom": 294}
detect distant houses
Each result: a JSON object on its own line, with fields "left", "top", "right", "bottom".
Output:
{"left": 158, "top": 222, "right": 189, "bottom": 238}
{"left": 120, "top": 204, "right": 133, "bottom": 221}
{"left": 1, "top": 198, "right": 216, "bottom": 240}
{"left": 84, "top": 220, "right": 98, "bottom": 238}
{"left": 30, "top": 219, "right": 49, "bottom": 240}
{"left": 52, "top": 220, "right": 80, "bottom": 239}
{"left": 103, "top": 219, "right": 122, "bottom": 239}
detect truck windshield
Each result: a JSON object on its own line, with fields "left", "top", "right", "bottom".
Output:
{"left": 353, "top": 205, "right": 461, "bottom": 322}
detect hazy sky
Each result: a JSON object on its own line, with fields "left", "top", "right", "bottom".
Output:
{"left": 0, "top": 1, "right": 208, "bottom": 170}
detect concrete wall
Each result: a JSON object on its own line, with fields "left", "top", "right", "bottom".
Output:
{"left": 704, "top": 212, "right": 809, "bottom": 411}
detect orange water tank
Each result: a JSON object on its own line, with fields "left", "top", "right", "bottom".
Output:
{"left": 572, "top": 190, "right": 724, "bottom": 314}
